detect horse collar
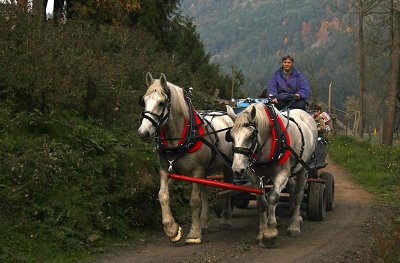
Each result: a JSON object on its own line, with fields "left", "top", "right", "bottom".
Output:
{"left": 253, "top": 104, "right": 291, "bottom": 167}
{"left": 157, "top": 97, "right": 204, "bottom": 155}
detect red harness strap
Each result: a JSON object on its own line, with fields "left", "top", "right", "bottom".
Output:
{"left": 160, "top": 111, "right": 204, "bottom": 153}
{"left": 263, "top": 106, "right": 291, "bottom": 165}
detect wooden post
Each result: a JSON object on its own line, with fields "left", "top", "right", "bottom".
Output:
{"left": 353, "top": 111, "right": 360, "bottom": 137}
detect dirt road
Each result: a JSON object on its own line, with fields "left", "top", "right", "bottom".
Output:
{"left": 94, "top": 157, "right": 375, "bottom": 263}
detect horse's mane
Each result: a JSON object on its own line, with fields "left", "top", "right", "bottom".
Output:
{"left": 233, "top": 103, "right": 270, "bottom": 136}
{"left": 145, "top": 80, "right": 189, "bottom": 119}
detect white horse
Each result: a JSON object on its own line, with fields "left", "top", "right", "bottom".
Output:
{"left": 226, "top": 102, "right": 317, "bottom": 246}
{"left": 137, "top": 72, "right": 234, "bottom": 244}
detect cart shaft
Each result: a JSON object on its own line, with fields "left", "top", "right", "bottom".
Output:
{"left": 168, "top": 173, "right": 263, "bottom": 195}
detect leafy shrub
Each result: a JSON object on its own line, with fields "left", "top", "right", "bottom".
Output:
{"left": 0, "top": 108, "right": 160, "bottom": 261}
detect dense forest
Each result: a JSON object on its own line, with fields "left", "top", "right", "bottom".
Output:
{"left": 180, "top": 0, "right": 398, "bottom": 132}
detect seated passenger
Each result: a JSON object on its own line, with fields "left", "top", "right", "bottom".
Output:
{"left": 313, "top": 105, "right": 327, "bottom": 138}
{"left": 261, "top": 55, "right": 310, "bottom": 111}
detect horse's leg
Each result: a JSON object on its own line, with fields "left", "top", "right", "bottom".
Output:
{"left": 247, "top": 172, "right": 269, "bottom": 246}
{"left": 286, "top": 177, "right": 296, "bottom": 216}
{"left": 287, "top": 171, "right": 307, "bottom": 237}
{"left": 263, "top": 170, "right": 288, "bottom": 245}
{"left": 219, "top": 167, "right": 233, "bottom": 230}
{"left": 200, "top": 185, "right": 209, "bottom": 234}
{"left": 185, "top": 169, "right": 203, "bottom": 244}
{"left": 159, "top": 169, "right": 182, "bottom": 243}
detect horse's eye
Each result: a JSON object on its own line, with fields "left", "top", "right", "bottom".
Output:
{"left": 159, "top": 102, "right": 165, "bottom": 107}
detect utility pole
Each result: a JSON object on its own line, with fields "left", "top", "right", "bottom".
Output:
{"left": 328, "top": 81, "right": 332, "bottom": 114}
{"left": 358, "top": 0, "right": 366, "bottom": 138}
{"left": 231, "top": 65, "right": 235, "bottom": 100}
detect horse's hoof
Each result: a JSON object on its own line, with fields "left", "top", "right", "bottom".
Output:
{"left": 219, "top": 222, "right": 233, "bottom": 230}
{"left": 185, "top": 238, "right": 202, "bottom": 244}
{"left": 264, "top": 236, "right": 277, "bottom": 247}
{"left": 169, "top": 226, "right": 182, "bottom": 243}
{"left": 260, "top": 236, "right": 277, "bottom": 247}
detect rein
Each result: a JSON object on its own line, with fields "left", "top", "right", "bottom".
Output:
{"left": 154, "top": 126, "right": 232, "bottom": 141}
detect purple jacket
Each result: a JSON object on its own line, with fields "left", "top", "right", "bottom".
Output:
{"left": 266, "top": 67, "right": 310, "bottom": 102}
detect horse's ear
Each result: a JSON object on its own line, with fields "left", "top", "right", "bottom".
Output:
{"left": 160, "top": 73, "right": 170, "bottom": 94}
{"left": 146, "top": 72, "right": 154, "bottom": 86}
{"left": 160, "top": 73, "right": 167, "bottom": 87}
{"left": 250, "top": 106, "right": 256, "bottom": 120}
{"left": 226, "top": 105, "right": 237, "bottom": 121}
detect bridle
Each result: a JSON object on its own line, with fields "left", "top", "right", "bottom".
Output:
{"left": 226, "top": 121, "right": 259, "bottom": 159}
{"left": 139, "top": 89, "right": 171, "bottom": 129}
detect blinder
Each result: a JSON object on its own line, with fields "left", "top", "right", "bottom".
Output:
{"left": 225, "top": 129, "right": 233, "bottom": 142}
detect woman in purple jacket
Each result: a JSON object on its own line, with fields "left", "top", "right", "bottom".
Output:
{"left": 263, "top": 55, "right": 310, "bottom": 111}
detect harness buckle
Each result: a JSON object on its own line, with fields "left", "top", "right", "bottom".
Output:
{"left": 258, "top": 176, "right": 265, "bottom": 193}
{"left": 247, "top": 161, "right": 255, "bottom": 173}
{"left": 168, "top": 160, "right": 174, "bottom": 172}
{"left": 259, "top": 176, "right": 264, "bottom": 188}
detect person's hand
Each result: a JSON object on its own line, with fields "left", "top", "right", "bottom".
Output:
{"left": 272, "top": 98, "right": 278, "bottom": 104}
{"left": 294, "top": 93, "right": 301, "bottom": 100}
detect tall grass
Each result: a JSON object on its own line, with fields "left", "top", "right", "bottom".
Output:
{"left": 329, "top": 135, "right": 400, "bottom": 202}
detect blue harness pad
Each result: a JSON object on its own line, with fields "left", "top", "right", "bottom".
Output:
{"left": 233, "top": 98, "right": 271, "bottom": 113}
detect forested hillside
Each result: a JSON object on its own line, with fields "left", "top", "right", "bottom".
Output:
{"left": 180, "top": 0, "right": 389, "bottom": 113}
{"left": 0, "top": 1, "right": 230, "bottom": 262}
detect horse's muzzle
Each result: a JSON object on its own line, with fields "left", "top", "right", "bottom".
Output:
{"left": 232, "top": 168, "right": 247, "bottom": 179}
{"left": 137, "top": 128, "right": 152, "bottom": 142}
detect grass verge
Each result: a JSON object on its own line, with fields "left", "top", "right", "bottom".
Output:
{"left": 329, "top": 135, "right": 400, "bottom": 262}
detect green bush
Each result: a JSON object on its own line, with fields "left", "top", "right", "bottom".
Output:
{"left": 0, "top": 108, "right": 161, "bottom": 261}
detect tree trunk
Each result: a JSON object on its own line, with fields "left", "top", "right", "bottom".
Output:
{"left": 382, "top": 7, "right": 400, "bottom": 145}
{"left": 358, "top": 0, "right": 366, "bottom": 138}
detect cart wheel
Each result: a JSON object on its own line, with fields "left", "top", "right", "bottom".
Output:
{"left": 213, "top": 197, "right": 234, "bottom": 217}
{"left": 234, "top": 193, "right": 251, "bottom": 209}
{"left": 307, "top": 182, "right": 326, "bottom": 221}
{"left": 320, "top": 172, "right": 335, "bottom": 211}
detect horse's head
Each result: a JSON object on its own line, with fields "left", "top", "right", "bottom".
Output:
{"left": 137, "top": 72, "right": 171, "bottom": 142}
{"left": 226, "top": 105, "right": 259, "bottom": 179}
